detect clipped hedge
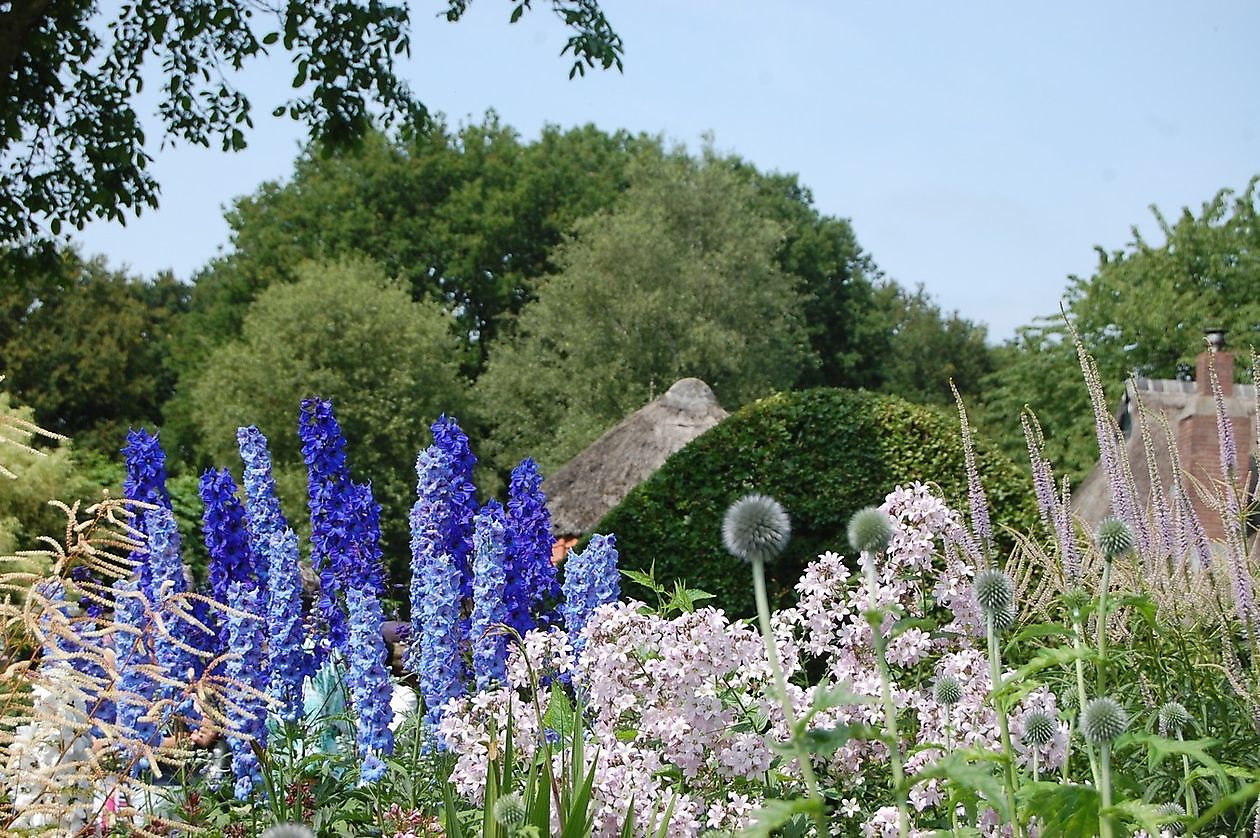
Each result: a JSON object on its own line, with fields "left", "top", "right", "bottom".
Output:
{"left": 596, "top": 388, "right": 1035, "bottom": 617}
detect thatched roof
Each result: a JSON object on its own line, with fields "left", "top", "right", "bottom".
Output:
{"left": 544, "top": 378, "right": 729, "bottom": 536}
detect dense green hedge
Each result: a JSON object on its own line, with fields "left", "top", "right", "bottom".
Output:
{"left": 596, "top": 388, "right": 1036, "bottom": 617}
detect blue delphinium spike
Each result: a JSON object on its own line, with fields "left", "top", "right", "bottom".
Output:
{"left": 299, "top": 398, "right": 360, "bottom": 665}
{"left": 560, "top": 534, "right": 620, "bottom": 663}
{"left": 471, "top": 500, "right": 510, "bottom": 690}
{"left": 200, "top": 468, "right": 259, "bottom": 613}
{"left": 350, "top": 481, "right": 386, "bottom": 597}
{"left": 429, "top": 415, "right": 478, "bottom": 599}
{"left": 345, "top": 584, "right": 395, "bottom": 783}
{"left": 223, "top": 580, "right": 268, "bottom": 799}
{"left": 112, "top": 577, "right": 158, "bottom": 771}
{"left": 121, "top": 428, "right": 173, "bottom": 601}
{"left": 237, "top": 426, "right": 289, "bottom": 592}
{"left": 145, "top": 506, "right": 203, "bottom": 713}
{"left": 505, "top": 458, "right": 559, "bottom": 635}
{"left": 264, "top": 528, "right": 309, "bottom": 723}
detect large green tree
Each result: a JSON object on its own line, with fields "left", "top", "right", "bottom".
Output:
{"left": 185, "top": 257, "right": 466, "bottom": 576}
{"left": 982, "top": 176, "right": 1260, "bottom": 479}
{"left": 876, "top": 283, "right": 994, "bottom": 406}
{"left": 1, "top": 0, "right": 620, "bottom": 242}
{"left": 473, "top": 153, "right": 817, "bottom": 475}
{"left": 0, "top": 250, "right": 187, "bottom": 453}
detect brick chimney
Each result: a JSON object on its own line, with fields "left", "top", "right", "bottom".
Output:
{"left": 1178, "top": 330, "right": 1251, "bottom": 539}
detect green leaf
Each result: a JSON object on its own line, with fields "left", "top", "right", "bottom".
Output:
{"left": 906, "top": 749, "right": 1011, "bottom": 825}
{"left": 1123, "top": 732, "right": 1226, "bottom": 784}
{"left": 262, "top": 31, "right": 280, "bottom": 45}
{"left": 781, "top": 722, "right": 880, "bottom": 758}
{"left": 993, "top": 645, "right": 1094, "bottom": 700}
{"left": 737, "top": 797, "right": 826, "bottom": 838}
{"left": 889, "top": 616, "right": 937, "bottom": 640}
{"left": 1104, "top": 799, "right": 1166, "bottom": 835}
{"left": 1017, "top": 782, "right": 1100, "bottom": 837}
{"left": 1008, "top": 622, "right": 1073, "bottom": 645}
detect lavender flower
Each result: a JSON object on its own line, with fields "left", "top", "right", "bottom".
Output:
{"left": 299, "top": 398, "right": 359, "bottom": 663}
{"left": 345, "top": 584, "right": 395, "bottom": 782}
{"left": 223, "top": 581, "right": 268, "bottom": 799}
{"left": 200, "top": 468, "right": 260, "bottom": 606}
{"left": 237, "top": 425, "right": 290, "bottom": 591}
{"left": 471, "top": 500, "right": 510, "bottom": 690}
{"left": 952, "top": 383, "right": 993, "bottom": 552}
{"left": 265, "top": 528, "right": 309, "bottom": 723}
{"left": 121, "top": 428, "right": 173, "bottom": 601}
{"left": 505, "top": 458, "right": 559, "bottom": 635}
{"left": 407, "top": 416, "right": 476, "bottom": 722}
{"left": 560, "top": 534, "right": 620, "bottom": 662}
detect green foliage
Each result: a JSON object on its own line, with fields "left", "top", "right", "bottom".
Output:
{"left": 1, "top": 0, "right": 622, "bottom": 241}
{"left": 0, "top": 392, "right": 78, "bottom": 559}
{"left": 983, "top": 176, "right": 1260, "bottom": 480}
{"left": 599, "top": 387, "right": 1035, "bottom": 617}
{"left": 184, "top": 257, "right": 466, "bottom": 579}
{"left": 474, "top": 153, "right": 817, "bottom": 476}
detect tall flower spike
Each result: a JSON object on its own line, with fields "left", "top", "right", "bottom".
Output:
{"left": 505, "top": 458, "right": 559, "bottom": 635}
{"left": 299, "top": 398, "right": 359, "bottom": 663}
{"left": 121, "top": 428, "right": 173, "bottom": 601}
{"left": 111, "top": 578, "right": 158, "bottom": 771}
{"left": 952, "top": 381, "right": 993, "bottom": 552}
{"left": 237, "top": 425, "right": 289, "bottom": 591}
{"left": 145, "top": 506, "right": 203, "bottom": 713}
{"left": 265, "top": 528, "right": 310, "bottom": 723}
{"left": 223, "top": 581, "right": 268, "bottom": 799}
{"left": 560, "top": 533, "right": 620, "bottom": 663}
{"left": 345, "top": 583, "right": 395, "bottom": 782}
{"left": 722, "top": 494, "right": 791, "bottom": 564}
{"left": 471, "top": 500, "right": 510, "bottom": 690}
{"left": 200, "top": 468, "right": 260, "bottom": 644}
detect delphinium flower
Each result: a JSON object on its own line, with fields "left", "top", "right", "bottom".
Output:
{"left": 145, "top": 506, "right": 203, "bottom": 714}
{"left": 345, "top": 583, "right": 396, "bottom": 783}
{"left": 200, "top": 467, "right": 260, "bottom": 607}
{"left": 120, "top": 428, "right": 173, "bottom": 601}
{"left": 470, "top": 500, "right": 510, "bottom": 689}
{"left": 299, "top": 397, "right": 359, "bottom": 662}
{"left": 223, "top": 580, "right": 269, "bottom": 799}
{"left": 504, "top": 458, "right": 559, "bottom": 635}
{"left": 112, "top": 577, "right": 158, "bottom": 769}
{"left": 560, "top": 533, "right": 620, "bottom": 663}
{"left": 407, "top": 415, "right": 477, "bottom": 723}
{"left": 236, "top": 425, "right": 289, "bottom": 591}
{"left": 349, "top": 480, "right": 386, "bottom": 597}
{"left": 265, "top": 527, "right": 310, "bottom": 723}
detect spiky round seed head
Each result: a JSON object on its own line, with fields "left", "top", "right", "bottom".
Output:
{"left": 1060, "top": 689, "right": 1079, "bottom": 712}
{"left": 260, "top": 827, "right": 315, "bottom": 838}
{"left": 973, "top": 568, "right": 1015, "bottom": 616}
{"left": 1080, "top": 697, "right": 1129, "bottom": 745}
{"left": 494, "top": 792, "right": 526, "bottom": 828}
{"left": 934, "top": 675, "right": 963, "bottom": 707}
{"left": 1095, "top": 517, "right": 1135, "bottom": 561}
{"left": 989, "top": 601, "right": 1018, "bottom": 634}
{"left": 847, "top": 506, "right": 893, "bottom": 555}
{"left": 1061, "top": 588, "right": 1091, "bottom": 617}
{"left": 1021, "top": 711, "right": 1057, "bottom": 746}
{"left": 1158, "top": 701, "right": 1192, "bottom": 736}
{"left": 722, "top": 494, "right": 791, "bottom": 564}
{"left": 1156, "top": 802, "right": 1186, "bottom": 835}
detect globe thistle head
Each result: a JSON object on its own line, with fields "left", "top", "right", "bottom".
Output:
{"left": 934, "top": 674, "right": 963, "bottom": 707}
{"left": 1158, "top": 701, "right": 1191, "bottom": 737}
{"left": 1095, "top": 517, "right": 1135, "bottom": 562}
{"left": 260, "top": 826, "right": 315, "bottom": 838}
{"left": 847, "top": 506, "right": 893, "bottom": 555}
{"left": 1021, "top": 711, "right": 1057, "bottom": 746}
{"left": 1080, "top": 696, "right": 1129, "bottom": 745}
{"left": 1156, "top": 801, "right": 1186, "bottom": 835}
{"left": 973, "top": 568, "right": 1015, "bottom": 617}
{"left": 494, "top": 792, "right": 526, "bottom": 828}
{"left": 722, "top": 494, "right": 791, "bottom": 564}
{"left": 989, "top": 601, "right": 1018, "bottom": 634}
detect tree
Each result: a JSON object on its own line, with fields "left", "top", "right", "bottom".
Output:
{"left": 185, "top": 257, "right": 467, "bottom": 575}
{"left": 982, "top": 176, "right": 1260, "bottom": 479}
{"left": 1, "top": 0, "right": 621, "bottom": 242}
{"left": 0, "top": 250, "right": 187, "bottom": 454}
{"left": 875, "top": 283, "right": 994, "bottom": 405}
{"left": 473, "top": 153, "right": 817, "bottom": 475}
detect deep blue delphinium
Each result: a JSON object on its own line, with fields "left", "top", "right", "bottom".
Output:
{"left": 505, "top": 458, "right": 559, "bottom": 635}
{"left": 223, "top": 580, "right": 268, "bottom": 799}
{"left": 144, "top": 506, "right": 203, "bottom": 714}
{"left": 299, "top": 398, "right": 360, "bottom": 665}
{"left": 264, "top": 528, "right": 309, "bottom": 723}
{"left": 560, "top": 534, "right": 620, "bottom": 663}
{"left": 350, "top": 481, "right": 386, "bottom": 597}
{"left": 406, "top": 416, "right": 476, "bottom": 722}
{"left": 199, "top": 468, "right": 260, "bottom": 606}
{"left": 121, "top": 428, "right": 173, "bottom": 602}
{"left": 470, "top": 500, "right": 510, "bottom": 690}
{"left": 345, "top": 584, "right": 395, "bottom": 783}
{"left": 236, "top": 426, "right": 290, "bottom": 592}
{"left": 112, "top": 577, "right": 158, "bottom": 770}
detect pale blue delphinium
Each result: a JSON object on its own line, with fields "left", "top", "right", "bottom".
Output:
{"left": 560, "top": 533, "right": 620, "bottom": 663}
{"left": 470, "top": 500, "right": 510, "bottom": 690}
{"left": 505, "top": 458, "right": 559, "bottom": 635}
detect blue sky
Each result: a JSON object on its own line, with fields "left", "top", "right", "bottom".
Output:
{"left": 74, "top": 1, "right": 1260, "bottom": 341}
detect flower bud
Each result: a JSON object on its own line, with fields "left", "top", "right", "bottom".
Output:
{"left": 973, "top": 568, "right": 1015, "bottom": 617}
{"left": 1080, "top": 696, "right": 1129, "bottom": 745}
{"left": 934, "top": 674, "right": 963, "bottom": 707}
{"left": 847, "top": 506, "right": 893, "bottom": 555}
{"left": 1095, "top": 517, "right": 1135, "bottom": 561}
{"left": 1021, "top": 711, "right": 1057, "bottom": 746}
{"left": 1158, "top": 701, "right": 1191, "bottom": 737}
{"left": 494, "top": 792, "right": 527, "bottom": 828}
{"left": 1156, "top": 801, "right": 1186, "bottom": 835}
{"left": 722, "top": 494, "right": 791, "bottom": 564}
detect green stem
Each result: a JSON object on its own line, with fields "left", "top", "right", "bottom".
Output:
{"left": 1072, "top": 616, "right": 1101, "bottom": 788}
{"left": 987, "top": 615, "right": 1023, "bottom": 838}
{"left": 752, "top": 558, "right": 826, "bottom": 834}
{"left": 945, "top": 708, "right": 959, "bottom": 837}
{"left": 1032, "top": 748, "right": 1040, "bottom": 784}
{"left": 1099, "top": 743, "right": 1114, "bottom": 838}
{"left": 1178, "top": 732, "right": 1198, "bottom": 818}
{"left": 864, "top": 561, "right": 910, "bottom": 838}
{"left": 1096, "top": 562, "right": 1112, "bottom": 694}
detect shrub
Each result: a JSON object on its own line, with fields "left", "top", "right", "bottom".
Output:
{"left": 598, "top": 387, "right": 1035, "bottom": 616}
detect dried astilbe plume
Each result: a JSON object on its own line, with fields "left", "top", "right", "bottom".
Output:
{"left": 0, "top": 374, "right": 66, "bottom": 481}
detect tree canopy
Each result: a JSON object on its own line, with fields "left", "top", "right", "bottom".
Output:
{"left": 0, "top": 0, "right": 621, "bottom": 242}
